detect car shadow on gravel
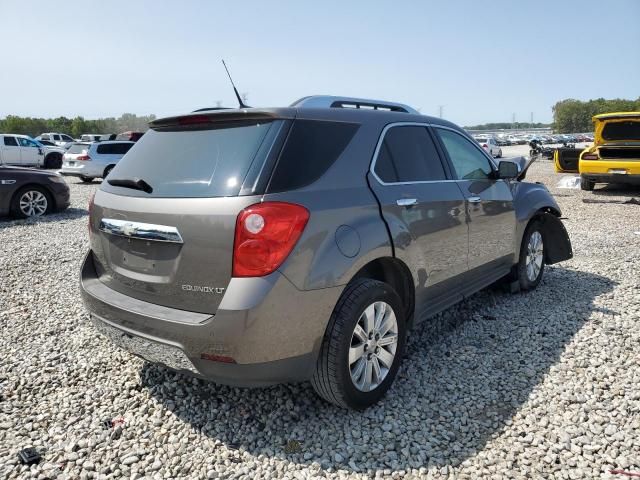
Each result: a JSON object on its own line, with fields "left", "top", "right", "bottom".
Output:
{"left": 140, "top": 266, "right": 615, "bottom": 474}
{"left": 0, "top": 208, "right": 88, "bottom": 228}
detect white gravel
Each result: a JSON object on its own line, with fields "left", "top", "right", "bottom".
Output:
{"left": 1, "top": 162, "right": 639, "bottom": 479}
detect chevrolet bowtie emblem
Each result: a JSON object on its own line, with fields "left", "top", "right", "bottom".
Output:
{"left": 122, "top": 223, "right": 138, "bottom": 236}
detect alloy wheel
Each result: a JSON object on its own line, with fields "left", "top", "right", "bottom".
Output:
{"left": 349, "top": 301, "right": 398, "bottom": 392}
{"left": 526, "top": 231, "right": 544, "bottom": 282}
{"left": 19, "top": 190, "right": 48, "bottom": 217}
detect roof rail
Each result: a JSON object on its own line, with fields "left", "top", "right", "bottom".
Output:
{"left": 291, "top": 95, "right": 419, "bottom": 114}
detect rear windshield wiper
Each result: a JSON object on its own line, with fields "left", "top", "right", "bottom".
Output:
{"left": 107, "top": 178, "right": 153, "bottom": 194}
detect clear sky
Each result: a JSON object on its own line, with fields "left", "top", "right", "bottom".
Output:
{"left": 1, "top": 0, "right": 638, "bottom": 126}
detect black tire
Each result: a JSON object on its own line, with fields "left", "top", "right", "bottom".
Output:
{"left": 103, "top": 165, "right": 114, "bottom": 179}
{"left": 10, "top": 186, "right": 52, "bottom": 219}
{"left": 80, "top": 176, "right": 93, "bottom": 183}
{"left": 311, "top": 278, "right": 407, "bottom": 410}
{"left": 580, "top": 177, "right": 595, "bottom": 191}
{"left": 44, "top": 153, "right": 62, "bottom": 169}
{"left": 516, "top": 220, "right": 545, "bottom": 291}
{"left": 497, "top": 149, "right": 502, "bottom": 158}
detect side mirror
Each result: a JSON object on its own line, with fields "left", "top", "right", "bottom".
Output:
{"left": 497, "top": 160, "right": 519, "bottom": 179}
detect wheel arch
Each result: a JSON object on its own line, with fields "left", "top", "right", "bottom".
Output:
{"left": 349, "top": 256, "right": 415, "bottom": 328}
{"left": 103, "top": 164, "right": 116, "bottom": 178}
{"left": 521, "top": 207, "right": 572, "bottom": 265}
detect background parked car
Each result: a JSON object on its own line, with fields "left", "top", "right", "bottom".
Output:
{"left": 80, "top": 134, "right": 104, "bottom": 142}
{"left": 473, "top": 136, "right": 502, "bottom": 157}
{"left": 0, "top": 134, "right": 44, "bottom": 167}
{"left": 35, "top": 132, "right": 75, "bottom": 147}
{"left": 60, "top": 141, "right": 135, "bottom": 182}
{"left": 0, "top": 164, "right": 69, "bottom": 218}
{"left": 116, "top": 131, "right": 145, "bottom": 142}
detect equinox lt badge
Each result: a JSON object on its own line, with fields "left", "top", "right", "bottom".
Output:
{"left": 181, "top": 285, "right": 225, "bottom": 294}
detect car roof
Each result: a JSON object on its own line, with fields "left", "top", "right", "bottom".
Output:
{"left": 152, "top": 95, "right": 461, "bottom": 131}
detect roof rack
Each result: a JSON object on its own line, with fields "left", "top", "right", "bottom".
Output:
{"left": 291, "top": 96, "right": 419, "bottom": 114}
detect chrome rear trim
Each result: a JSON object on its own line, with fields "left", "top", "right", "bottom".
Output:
{"left": 99, "top": 218, "right": 184, "bottom": 243}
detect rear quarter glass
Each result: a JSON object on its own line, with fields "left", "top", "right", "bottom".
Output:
{"left": 101, "top": 120, "right": 284, "bottom": 198}
{"left": 266, "top": 120, "right": 359, "bottom": 193}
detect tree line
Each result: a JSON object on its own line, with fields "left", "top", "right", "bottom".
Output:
{"left": 552, "top": 98, "right": 640, "bottom": 133}
{"left": 0, "top": 113, "right": 156, "bottom": 138}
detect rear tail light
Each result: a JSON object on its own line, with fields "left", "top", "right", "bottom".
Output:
{"left": 482, "top": 144, "right": 488, "bottom": 148}
{"left": 77, "top": 155, "right": 91, "bottom": 161}
{"left": 232, "top": 202, "right": 309, "bottom": 277}
{"left": 582, "top": 153, "right": 599, "bottom": 160}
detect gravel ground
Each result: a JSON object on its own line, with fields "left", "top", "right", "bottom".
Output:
{"left": 1, "top": 158, "right": 639, "bottom": 479}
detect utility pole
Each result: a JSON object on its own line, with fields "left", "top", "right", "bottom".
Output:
{"left": 438, "top": 105, "right": 444, "bottom": 118}
{"left": 530, "top": 112, "right": 534, "bottom": 126}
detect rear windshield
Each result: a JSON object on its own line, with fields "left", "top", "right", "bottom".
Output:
{"left": 602, "top": 121, "right": 640, "bottom": 141}
{"left": 67, "top": 143, "right": 90, "bottom": 154}
{"left": 104, "top": 120, "right": 281, "bottom": 197}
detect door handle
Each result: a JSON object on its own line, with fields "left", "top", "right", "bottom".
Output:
{"left": 467, "top": 196, "right": 482, "bottom": 204}
{"left": 396, "top": 198, "right": 418, "bottom": 207}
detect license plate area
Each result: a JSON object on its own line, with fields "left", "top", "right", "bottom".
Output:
{"left": 92, "top": 316, "right": 198, "bottom": 373}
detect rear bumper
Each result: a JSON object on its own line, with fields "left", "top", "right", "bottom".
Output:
{"left": 80, "top": 251, "right": 342, "bottom": 386}
{"left": 60, "top": 163, "right": 102, "bottom": 178}
{"left": 581, "top": 173, "right": 640, "bottom": 185}
{"left": 580, "top": 159, "right": 640, "bottom": 176}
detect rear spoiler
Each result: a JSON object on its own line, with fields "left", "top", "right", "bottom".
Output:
{"left": 150, "top": 109, "right": 295, "bottom": 130}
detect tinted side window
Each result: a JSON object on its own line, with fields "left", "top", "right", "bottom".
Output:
{"left": 97, "top": 143, "right": 131, "bottom": 154}
{"left": 435, "top": 128, "right": 493, "bottom": 180}
{"left": 41, "top": 135, "right": 50, "bottom": 141}
{"left": 3, "top": 136, "right": 18, "bottom": 146}
{"left": 53, "top": 135, "right": 61, "bottom": 141}
{"left": 374, "top": 126, "right": 446, "bottom": 183}
{"left": 267, "top": 120, "right": 359, "bottom": 193}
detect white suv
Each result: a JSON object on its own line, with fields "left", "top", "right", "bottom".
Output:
{"left": 59, "top": 141, "right": 134, "bottom": 182}
{"left": 0, "top": 134, "right": 45, "bottom": 166}
{"left": 473, "top": 136, "right": 502, "bottom": 158}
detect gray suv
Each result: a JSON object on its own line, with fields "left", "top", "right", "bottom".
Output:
{"left": 81, "top": 96, "right": 572, "bottom": 409}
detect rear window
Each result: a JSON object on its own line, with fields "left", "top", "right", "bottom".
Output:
{"left": 602, "top": 121, "right": 640, "bottom": 141}
{"left": 104, "top": 120, "right": 282, "bottom": 198}
{"left": 267, "top": 120, "right": 359, "bottom": 193}
{"left": 67, "top": 143, "right": 90, "bottom": 154}
{"left": 96, "top": 143, "right": 133, "bottom": 155}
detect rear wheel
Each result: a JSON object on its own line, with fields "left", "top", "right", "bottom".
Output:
{"left": 44, "top": 153, "right": 62, "bottom": 169}
{"left": 516, "top": 221, "right": 545, "bottom": 290}
{"left": 10, "top": 186, "right": 51, "bottom": 218}
{"left": 80, "top": 176, "right": 93, "bottom": 183}
{"left": 580, "top": 177, "right": 595, "bottom": 191}
{"left": 311, "top": 279, "right": 406, "bottom": 409}
{"left": 497, "top": 149, "right": 502, "bottom": 158}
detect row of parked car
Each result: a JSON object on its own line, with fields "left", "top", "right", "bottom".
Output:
{"left": 0, "top": 131, "right": 144, "bottom": 218}
{"left": 473, "top": 133, "right": 594, "bottom": 148}
{"left": 0, "top": 131, "right": 143, "bottom": 171}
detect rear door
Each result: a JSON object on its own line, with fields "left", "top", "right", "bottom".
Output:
{"left": 367, "top": 124, "right": 468, "bottom": 317}
{"left": 433, "top": 126, "right": 516, "bottom": 273}
{"left": 91, "top": 118, "right": 287, "bottom": 314}
{"left": 554, "top": 147, "right": 580, "bottom": 173}
{"left": 1, "top": 136, "right": 21, "bottom": 164}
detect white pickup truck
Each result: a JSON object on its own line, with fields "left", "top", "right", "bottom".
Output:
{"left": 0, "top": 134, "right": 45, "bottom": 167}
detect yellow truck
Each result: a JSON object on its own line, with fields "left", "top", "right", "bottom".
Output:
{"left": 554, "top": 112, "right": 640, "bottom": 190}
